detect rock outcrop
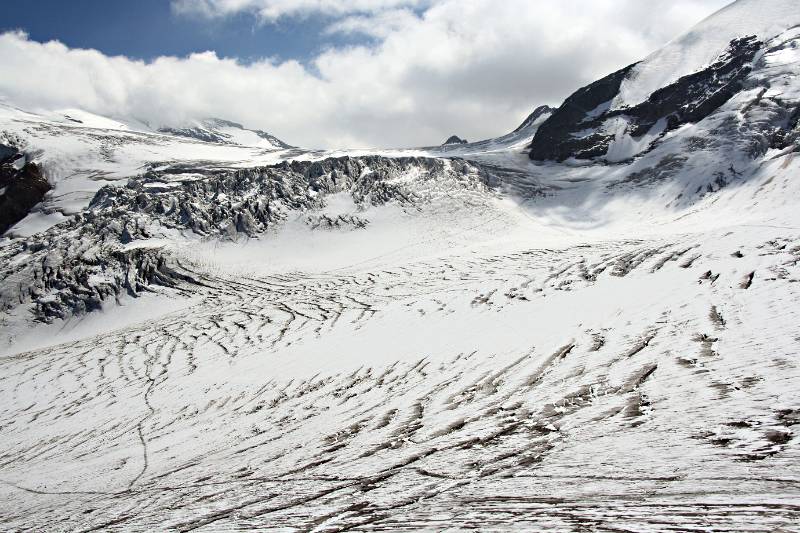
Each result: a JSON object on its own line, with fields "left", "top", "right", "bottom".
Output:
{"left": 442, "top": 135, "right": 468, "bottom": 145}
{"left": 530, "top": 37, "right": 761, "bottom": 162}
{"left": 0, "top": 144, "right": 51, "bottom": 235}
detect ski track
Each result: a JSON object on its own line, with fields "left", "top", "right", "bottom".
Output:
{"left": 1, "top": 230, "right": 799, "bottom": 531}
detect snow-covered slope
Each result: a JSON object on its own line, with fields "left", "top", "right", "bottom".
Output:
{"left": 1, "top": 2, "right": 800, "bottom": 530}
{"left": 434, "top": 104, "right": 554, "bottom": 157}
{"left": 0, "top": 104, "right": 305, "bottom": 237}
{"left": 614, "top": 0, "right": 800, "bottom": 109}
{"left": 158, "top": 118, "right": 294, "bottom": 149}
{"left": 530, "top": 0, "right": 800, "bottom": 164}
{"left": 0, "top": 100, "right": 543, "bottom": 239}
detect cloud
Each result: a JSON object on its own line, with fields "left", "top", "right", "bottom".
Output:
{"left": 324, "top": 9, "right": 421, "bottom": 39}
{"left": 171, "top": 0, "right": 427, "bottom": 21}
{"left": 0, "top": 1, "right": 732, "bottom": 149}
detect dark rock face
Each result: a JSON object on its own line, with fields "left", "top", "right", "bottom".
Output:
{"left": 0, "top": 144, "right": 51, "bottom": 235}
{"left": 530, "top": 36, "right": 762, "bottom": 162}
{"left": 0, "top": 144, "right": 16, "bottom": 160}
{"left": 528, "top": 64, "right": 636, "bottom": 161}
{"left": 512, "top": 105, "right": 556, "bottom": 133}
{"left": 443, "top": 135, "right": 468, "bottom": 145}
{"left": 770, "top": 104, "right": 800, "bottom": 149}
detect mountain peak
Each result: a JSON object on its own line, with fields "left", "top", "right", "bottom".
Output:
{"left": 513, "top": 105, "right": 556, "bottom": 133}
{"left": 442, "top": 135, "right": 468, "bottom": 145}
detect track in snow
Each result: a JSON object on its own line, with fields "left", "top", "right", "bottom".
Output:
{"left": 2, "top": 226, "right": 799, "bottom": 531}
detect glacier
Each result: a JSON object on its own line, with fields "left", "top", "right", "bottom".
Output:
{"left": 1, "top": 1, "right": 800, "bottom": 531}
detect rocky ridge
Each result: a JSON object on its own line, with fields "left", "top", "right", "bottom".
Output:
{"left": 529, "top": 36, "right": 764, "bottom": 162}
{"left": 442, "top": 135, "right": 468, "bottom": 145}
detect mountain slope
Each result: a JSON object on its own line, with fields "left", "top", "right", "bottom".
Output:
{"left": 158, "top": 118, "right": 294, "bottom": 149}
{"left": 529, "top": 0, "right": 800, "bottom": 163}
{"left": 0, "top": 104, "right": 305, "bottom": 238}
{"left": 614, "top": 0, "right": 800, "bottom": 109}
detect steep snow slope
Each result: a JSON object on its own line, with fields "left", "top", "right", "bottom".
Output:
{"left": 614, "top": 0, "right": 800, "bottom": 109}
{"left": 1, "top": 2, "right": 800, "bottom": 531}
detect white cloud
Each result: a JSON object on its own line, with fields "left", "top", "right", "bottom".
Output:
{"left": 171, "top": 0, "right": 427, "bottom": 21}
{"left": 324, "top": 8, "right": 421, "bottom": 39}
{"left": 0, "top": 0, "right": 732, "bottom": 149}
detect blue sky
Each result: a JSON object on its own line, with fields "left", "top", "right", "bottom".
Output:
{"left": 0, "top": 0, "right": 363, "bottom": 63}
{"left": 0, "top": 0, "right": 730, "bottom": 148}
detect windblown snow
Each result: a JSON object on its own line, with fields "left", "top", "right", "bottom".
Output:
{"left": 1, "top": 2, "right": 799, "bottom": 531}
